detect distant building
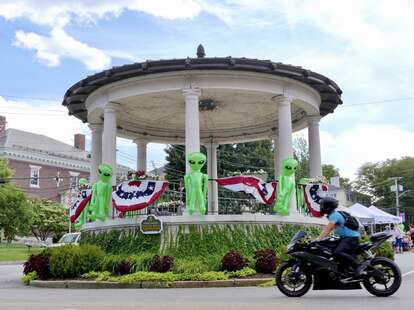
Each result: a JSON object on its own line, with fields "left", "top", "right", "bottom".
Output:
{"left": 328, "top": 177, "right": 371, "bottom": 207}
{"left": 0, "top": 116, "right": 129, "bottom": 204}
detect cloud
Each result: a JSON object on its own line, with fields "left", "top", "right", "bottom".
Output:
{"left": 320, "top": 124, "right": 414, "bottom": 180}
{"left": 14, "top": 28, "right": 111, "bottom": 70}
{"left": 0, "top": 0, "right": 201, "bottom": 28}
{"left": 0, "top": 96, "right": 88, "bottom": 145}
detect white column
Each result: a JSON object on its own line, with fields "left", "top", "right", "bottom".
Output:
{"left": 277, "top": 96, "right": 294, "bottom": 164}
{"left": 89, "top": 123, "right": 103, "bottom": 184}
{"left": 277, "top": 96, "right": 297, "bottom": 214}
{"left": 134, "top": 139, "right": 148, "bottom": 172}
{"left": 183, "top": 87, "right": 201, "bottom": 173}
{"left": 211, "top": 143, "right": 219, "bottom": 215}
{"left": 273, "top": 137, "right": 280, "bottom": 179}
{"left": 307, "top": 116, "right": 323, "bottom": 178}
{"left": 206, "top": 141, "right": 219, "bottom": 215}
{"left": 102, "top": 102, "right": 118, "bottom": 185}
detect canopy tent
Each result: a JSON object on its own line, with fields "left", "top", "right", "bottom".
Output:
{"left": 338, "top": 205, "right": 375, "bottom": 225}
{"left": 349, "top": 203, "right": 389, "bottom": 224}
{"left": 369, "top": 205, "right": 402, "bottom": 224}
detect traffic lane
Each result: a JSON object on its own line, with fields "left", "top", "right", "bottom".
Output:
{"left": 0, "top": 276, "right": 413, "bottom": 310}
{"left": 0, "top": 264, "right": 23, "bottom": 289}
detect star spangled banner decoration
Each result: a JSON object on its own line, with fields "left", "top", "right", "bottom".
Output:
{"left": 303, "top": 183, "right": 329, "bottom": 217}
{"left": 216, "top": 176, "right": 277, "bottom": 205}
{"left": 69, "top": 189, "right": 91, "bottom": 223}
{"left": 112, "top": 180, "right": 169, "bottom": 212}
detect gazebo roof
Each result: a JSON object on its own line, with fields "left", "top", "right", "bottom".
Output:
{"left": 62, "top": 56, "right": 342, "bottom": 123}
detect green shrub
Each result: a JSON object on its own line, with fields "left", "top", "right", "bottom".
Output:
{"left": 195, "top": 271, "right": 229, "bottom": 281}
{"left": 227, "top": 267, "right": 257, "bottom": 278}
{"left": 129, "top": 253, "right": 154, "bottom": 272}
{"left": 49, "top": 245, "right": 105, "bottom": 279}
{"left": 119, "top": 272, "right": 176, "bottom": 284}
{"left": 81, "top": 271, "right": 112, "bottom": 281}
{"left": 100, "top": 255, "right": 124, "bottom": 273}
{"left": 172, "top": 258, "right": 209, "bottom": 274}
{"left": 21, "top": 271, "right": 38, "bottom": 285}
{"left": 374, "top": 241, "right": 394, "bottom": 260}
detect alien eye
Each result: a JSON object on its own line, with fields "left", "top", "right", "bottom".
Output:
{"left": 104, "top": 173, "right": 110, "bottom": 176}
{"left": 189, "top": 160, "right": 195, "bottom": 164}
{"left": 285, "top": 166, "right": 292, "bottom": 170}
{"left": 198, "top": 160, "right": 205, "bottom": 164}
{"left": 98, "top": 169, "right": 102, "bottom": 174}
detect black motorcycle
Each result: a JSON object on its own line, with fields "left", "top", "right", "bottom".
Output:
{"left": 275, "top": 231, "right": 401, "bottom": 297}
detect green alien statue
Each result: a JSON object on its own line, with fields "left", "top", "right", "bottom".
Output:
{"left": 75, "top": 178, "right": 90, "bottom": 229}
{"left": 90, "top": 164, "right": 113, "bottom": 222}
{"left": 273, "top": 158, "right": 298, "bottom": 216}
{"left": 296, "top": 177, "right": 309, "bottom": 214}
{"left": 184, "top": 152, "right": 208, "bottom": 215}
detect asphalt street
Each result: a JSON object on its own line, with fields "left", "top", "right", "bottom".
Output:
{"left": 0, "top": 254, "right": 413, "bottom": 310}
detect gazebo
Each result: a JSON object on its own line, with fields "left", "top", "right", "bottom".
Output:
{"left": 63, "top": 45, "right": 342, "bottom": 216}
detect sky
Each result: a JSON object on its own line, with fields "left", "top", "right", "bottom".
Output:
{"left": 1, "top": 0, "right": 414, "bottom": 180}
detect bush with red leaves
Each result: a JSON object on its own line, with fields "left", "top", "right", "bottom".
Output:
{"left": 221, "top": 250, "right": 247, "bottom": 272}
{"left": 23, "top": 254, "right": 51, "bottom": 280}
{"left": 254, "top": 249, "right": 277, "bottom": 273}
{"left": 149, "top": 255, "right": 174, "bottom": 273}
{"left": 114, "top": 260, "right": 132, "bottom": 275}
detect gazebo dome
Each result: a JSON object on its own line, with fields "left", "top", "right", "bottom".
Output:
{"left": 63, "top": 54, "right": 342, "bottom": 144}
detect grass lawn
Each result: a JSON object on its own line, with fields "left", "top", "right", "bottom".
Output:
{"left": 0, "top": 243, "right": 42, "bottom": 262}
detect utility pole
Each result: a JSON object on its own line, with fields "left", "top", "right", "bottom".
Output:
{"left": 388, "top": 177, "right": 403, "bottom": 217}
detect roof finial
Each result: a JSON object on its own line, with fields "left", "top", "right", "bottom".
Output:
{"left": 197, "top": 44, "right": 205, "bottom": 58}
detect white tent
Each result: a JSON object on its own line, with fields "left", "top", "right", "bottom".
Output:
{"left": 349, "top": 203, "right": 389, "bottom": 224}
{"left": 369, "top": 205, "right": 402, "bottom": 224}
{"left": 338, "top": 205, "right": 375, "bottom": 225}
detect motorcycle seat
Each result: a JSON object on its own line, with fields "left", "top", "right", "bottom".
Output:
{"left": 370, "top": 232, "right": 391, "bottom": 242}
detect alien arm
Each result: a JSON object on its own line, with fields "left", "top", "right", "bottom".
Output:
{"left": 202, "top": 174, "right": 209, "bottom": 202}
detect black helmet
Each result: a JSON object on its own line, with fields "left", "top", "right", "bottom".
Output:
{"left": 319, "top": 197, "right": 338, "bottom": 215}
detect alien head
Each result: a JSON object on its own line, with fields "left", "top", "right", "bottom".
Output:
{"left": 281, "top": 158, "right": 298, "bottom": 176}
{"left": 98, "top": 164, "right": 113, "bottom": 182}
{"left": 78, "top": 178, "right": 89, "bottom": 188}
{"left": 188, "top": 152, "right": 206, "bottom": 172}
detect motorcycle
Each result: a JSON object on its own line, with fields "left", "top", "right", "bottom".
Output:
{"left": 275, "top": 230, "right": 401, "bottom": 297}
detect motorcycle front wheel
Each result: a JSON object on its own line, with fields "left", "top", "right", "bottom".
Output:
{"left": 275, "top": 261, "right": 312, "bottom": 297}
{"left": 363, "top": 257, "right": 401, "bottom": 297}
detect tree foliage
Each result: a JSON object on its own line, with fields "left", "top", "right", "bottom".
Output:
{"left": 355, "top": 157, "right": 414, "bottom": 224}
{"left": 28, "top": 198, "right": 68, "bottom": 241}
{"left": 0, "top": 159, "right": 32, "bottom": 242}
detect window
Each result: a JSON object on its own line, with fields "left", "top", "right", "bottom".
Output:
{"left": 29, "top": 165, "right": 41, "bottom": 188}
{"left": 69, "top": 171, "right": 80, "bottom": 190}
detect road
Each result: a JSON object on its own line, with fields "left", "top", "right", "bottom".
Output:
{"left": 0, "top": 254, "right": 413, "bottom": 310}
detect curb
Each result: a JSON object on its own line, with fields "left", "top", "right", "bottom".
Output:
{"left": 30, "top": 278, "right": 273, "bottom": 289}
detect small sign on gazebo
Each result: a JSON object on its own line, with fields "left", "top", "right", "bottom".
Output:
{"left": 140, "top": 215, "right": 163, "bottom": 234}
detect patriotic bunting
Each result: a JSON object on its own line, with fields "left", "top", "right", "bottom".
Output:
{"left": 69, "top": 189, "right": 91, "bottom": 223}
{"left": 303, "top": 183, "right": 329, "bottom": 217}
{"left": 216, "top": 176, "right": 277, "bottom": 205}
{"left": 112, "top": 180, "right": 169, "bottom": 213}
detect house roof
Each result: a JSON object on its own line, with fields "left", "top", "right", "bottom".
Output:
{"left": 0, "top": 129, "right": 89, "bottom": 161}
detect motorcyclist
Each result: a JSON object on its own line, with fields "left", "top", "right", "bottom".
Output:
{"left": 318, "top": 197, "right": 362, "bottom": 275}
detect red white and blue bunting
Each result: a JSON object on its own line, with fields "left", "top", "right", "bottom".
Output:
{"left": 216, "top": 176, "right": 277, "bottom": 205}
{"left": 112, "top": 180, "right": 169, "bottom": 213}
{"left": 69, "top": 189, "right": 91, "bottom": 223}
{"left": 303, "top": 183, "right": 329, "bottom": 217}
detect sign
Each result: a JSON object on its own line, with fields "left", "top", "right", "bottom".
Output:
{"left": 140, "top": 215, "right": 163, "bottom": 235}
{"left": 390, "top": 184, "right": 403, "bottom": 192}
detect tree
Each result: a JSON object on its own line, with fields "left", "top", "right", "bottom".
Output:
{"left": 355, "top": 157, "right": 414, "bottom": 224}
{"left": 293, "top": 135, "right": 309, "bottom": 181}
{"left": 28, "top": 198, "right": 68, "bottom": 241}
{"left": 0, "top": 159, "right": 33, "bottom": 242}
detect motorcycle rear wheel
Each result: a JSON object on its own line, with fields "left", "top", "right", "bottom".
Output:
{"left": 362, "top": 257, "right": 401, "bottom": 297}
{"left": 276, "top": 261, "right": 312, "bottom": 297}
